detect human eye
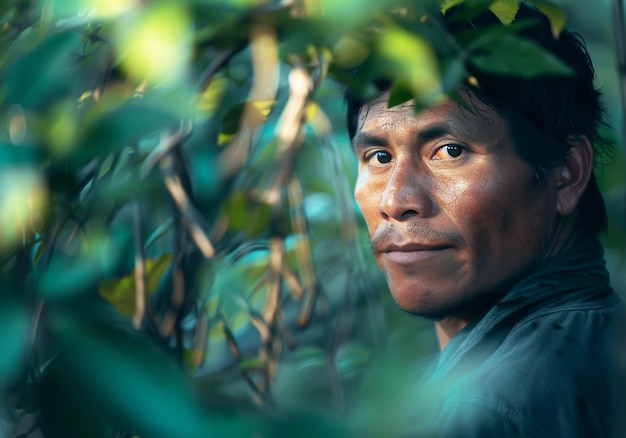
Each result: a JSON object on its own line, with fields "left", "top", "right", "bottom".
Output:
{"left": 433, "top": 144, "right": 465, "bottom": 160}
{"left": 364, "top": 150, "right": 393, "bottom": 167}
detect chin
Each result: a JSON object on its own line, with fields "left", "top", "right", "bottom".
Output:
{"left": 391, "top": 288, "right": 455, "bottom": 319}
{"left": 390, "top": 286, "right": 500, "bottom": 322}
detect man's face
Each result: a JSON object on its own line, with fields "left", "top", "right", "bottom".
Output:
{"left": 353, "top": 91, "right": 558, "bottom": 319}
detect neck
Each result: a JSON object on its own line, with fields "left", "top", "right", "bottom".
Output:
{"left": 543, "top": 215, "right": 588, "bottom": 260}
{"left": 435, "top": 318, "right": 468, "bottom": 350}
{"left": 433, "top": 290, "right": 507, "bottom": 350}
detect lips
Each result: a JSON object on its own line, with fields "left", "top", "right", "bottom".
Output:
{"left": 379, "top": 243, "right": 452, "bottom": 264}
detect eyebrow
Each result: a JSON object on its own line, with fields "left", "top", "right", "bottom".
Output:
{"left": 351, "top": 122, "right": 461, "bottom": 154}
{"left": 418, "top": 124, "right": 455, "bottom": 141}
{"left": 351, "top": 132, "right": 388, "bottom": 153}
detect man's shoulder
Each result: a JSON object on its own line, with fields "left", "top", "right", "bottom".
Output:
{"left": 439, "top": 297, "right": 626, "bottom": 436}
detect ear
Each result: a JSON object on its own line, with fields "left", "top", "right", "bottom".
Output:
{"left": 555, "top": 135, "right": 594, "bottom": 217}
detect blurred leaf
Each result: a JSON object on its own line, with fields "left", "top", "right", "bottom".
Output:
{"left": 88, "top": 172, "right": 162, "bottom": 214}
{"left": 37, "top": 227, "right": 133, "bottom": 299}
{"left": 114, "top": 2, "right": 193, "bottom": 84}
{"left": 0, "top": 298, "right": 29, "bottom": 381}
{"left": 530, "top": 0, "right": 566, "bottom": 38}
{"left": 238, "top": 356, "right": 264, "bottom": 371}
{"left": 46, "top": 101, "right": 80, "bottom": 157}
{"left": 33, "top": 240, "right": 47, "bottom": 266}
{"left": 332, "top": 35, "right": 370, "bottom": 69}
{"left": 85, "top": 0, "right": 137, "bottom": 18}
{"left": 54, "top": 315, "right": 257, "bottom": 438}
{"left": 0, "top": 155, "right": 48, "bottom": 252}
{"left": 0, "top": 143, "right": 41, "bottom": 166}
{"left": 469, "top": 33, "right": 574, "bottom": 78}
{"left": 440, "top": 57, "right": 467, "bottom": 93}
{"left": 387, "top": 78, "right": 414, "bottom": 108}
{"left": 221, "top": 102, "right": 246, "bottom": 136}
{"left": 198, "top": 75, "right": 228, "bottom": 113}
{"left": 440, "top": 0, "right": 466, "bottom": 14}
{"left": 489, "top": 0, "right": 520, "bottom": 25}
{"left": 455, "top": 18, "right": 541, "bottom": 46}
{"left": 317, "top": 0, "right": 392, "bottom": 28}
{"left": 144, "top": 218, "right": 174, "bottom": 252}
{"left": 289, "top": 346, "right": 327, "bottom": 370}
{"left": 224, "top": 192, "right": 272, "bottom": 237}
{"left": 377, "top": 26, "right": 442, "bottom": 105}
{"left": 336, "top": 343, "right": 371, "bottom": 376}
{"left": 444, "top": 0, "right": 495, "bottom": 21}
{"left": 75, "top": 98, "right": 179, "bottom": 164}
{"left": 4, "top": 31, "right": 83, "bottom": 110}
{"left": 99, "top": 253, "right": 173, "bottom": 316}
{"left": 15, "top": 383, "right": 40, "bottom": 414}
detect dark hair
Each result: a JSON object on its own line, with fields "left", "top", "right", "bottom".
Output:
{"left": 345, "top": 2, "right": 615, "bottom": 238}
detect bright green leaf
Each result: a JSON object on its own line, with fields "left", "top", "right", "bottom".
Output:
{"left": 530, "top": 0, "right": 566, "bottom": 38}
{"left": 489, "top": 0, "right": 520, "bottom": 24}
{"left": 99, "top": 253, "right": 173, "bottom": 316}
{"left": 377, "top": 27, "right": 443, "bottom": 105}
{"left": 114, "top": 2, "right": 193, "bottom": 85}
{"left": 332, "top": 35, "right": 370, "bottom": 69}
{"left": 440, "top": 0, "right": 466, "bottom": 14}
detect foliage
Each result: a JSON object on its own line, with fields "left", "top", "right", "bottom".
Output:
{"left": 0, "top": 0, "right": 624, "bottom": 437}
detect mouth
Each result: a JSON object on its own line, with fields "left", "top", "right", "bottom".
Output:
{"left": 380, "top": 244, "right": 453, "bottom": 265}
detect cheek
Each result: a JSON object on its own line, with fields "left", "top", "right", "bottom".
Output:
{"left": 447, "top": 173, "right": 553, "bottom": 257}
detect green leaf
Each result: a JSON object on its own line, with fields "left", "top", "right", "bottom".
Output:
{"left": 0, "top": 298, "right": 29, "bottom": 381}
{"left": 440, "top": 57, "right": 467, "bottom": 94}
{"left": 317, "top": 0, "right": 396, "bottom": 29}
{"left": 0, "top": 143, "right": 41, "bottom": 167}
{"left": 224, "top": 192, "right": 272, "bottom": 237}
{"left": 530, "top": 0, "right": 566, "bottom": 38}
{"left": 99, "top": 253, "right": 173, "bottom": 316}
{"left": 54, "top": 315, "right": 258, "bottom": 438}
{"left": 75, "top": 98, "right": 179, "bottom": 165}
{"left": 489, "top": 0, "right": 520, "bottom": 25}
{"left": 238, "top": 356, "right": 264, "bottom": 371}
{"left": 332, "top": 35, "right": 370, "bottom": 69}
{"left": 4, "top": 31, "right": 83, "bottom": 109}
{"left": 444, "top": 0, "right": 496, "bottom": 21}
{"left": 336, "top": 344, "right": 372, "bottom": 376}
{"left": 289, "top": 346, "right": 328, "bottom": 370}
{"left": 377, "top": 26, "right": 442, "bottom": 105}
{"left": 457, "top": 18, "right": 541, "bottom": 47}
{"left": 469, "top": 34, "right": 574, "bottom": 78}
{"left": 387, "top": 78, "right": 414, "bottom": 108}
{"left": 440, "top": 0, "right": 466, "bottom": 14}
{"left": 37, "top": 228, "right": 133, "bottom": 299}
{"left": 220, "top": 102, "right": 246, "bottom": 136}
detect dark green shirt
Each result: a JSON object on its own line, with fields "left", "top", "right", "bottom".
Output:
{"left": 410, "top": 243, "right": 626, "bottom": 437}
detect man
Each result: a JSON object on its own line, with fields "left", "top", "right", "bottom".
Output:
{"left": 346, "top": 2, "right": 626, "bottom": 436}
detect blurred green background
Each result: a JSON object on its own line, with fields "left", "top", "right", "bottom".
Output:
{"left": 0, "top": 0, "right": 624, "bottom": 437}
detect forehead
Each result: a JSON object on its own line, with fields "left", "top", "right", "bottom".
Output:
{"left": 356, "top": 91, "right": 507, "bottom": 142}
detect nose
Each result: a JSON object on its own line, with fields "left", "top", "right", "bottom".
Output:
{"left": 379, "top": 161, "right": 433, "bottom": 221}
